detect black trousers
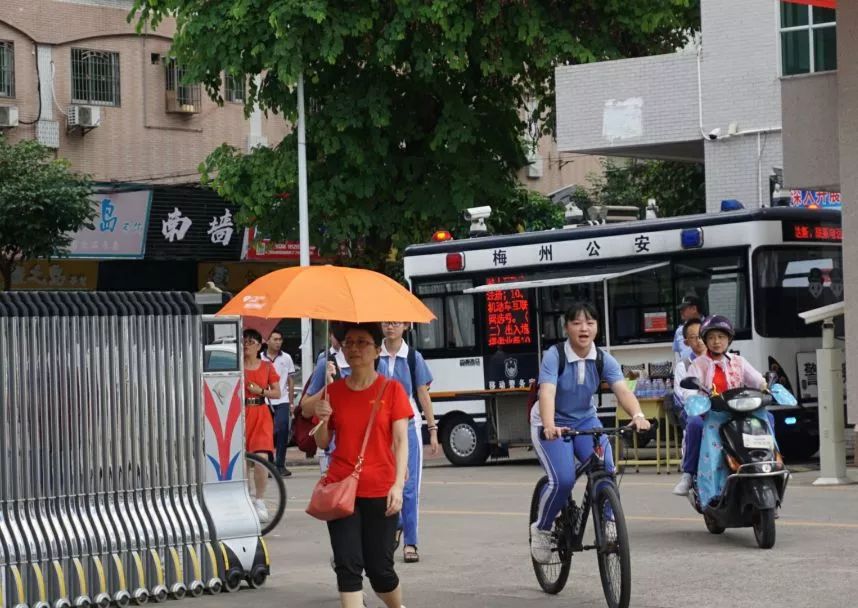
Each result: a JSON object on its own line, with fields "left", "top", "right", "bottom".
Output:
{"left": 327, "top": 497, "right": 399, "bottom": 593}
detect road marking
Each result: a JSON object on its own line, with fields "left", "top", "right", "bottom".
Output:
{"left": 285, "top": 507, "right": 858, "bottom": 530}
{"left": 422, "top": 479, "right": 858, "bottom": 491}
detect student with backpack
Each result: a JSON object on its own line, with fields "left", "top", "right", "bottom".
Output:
{"left": 529, "top": 302, "right": 651, "bottom": 564}
{"left": 377, "top": 321, "right": 438, "bottom": 564}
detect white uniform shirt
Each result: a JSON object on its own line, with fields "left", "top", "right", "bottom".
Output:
{"left": 261, "top": 350, "right": 295, "bottom": 405}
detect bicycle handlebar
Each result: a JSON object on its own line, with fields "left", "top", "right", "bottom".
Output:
{"left": 537, "top": 420, "right": 659, "bottom": 439}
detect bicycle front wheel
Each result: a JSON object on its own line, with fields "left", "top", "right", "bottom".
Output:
{"left": 592, "top": 483, "right": 631, "bottom": 608}
{"left": 246, "top": 453, "right": 287, "bottom": 535}
{"left": 529, "top": 476, "right": 571, "bottom": 594}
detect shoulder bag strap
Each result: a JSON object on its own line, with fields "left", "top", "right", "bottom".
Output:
{"left": 353, "top": 377, "right": 391, "bottom": 475}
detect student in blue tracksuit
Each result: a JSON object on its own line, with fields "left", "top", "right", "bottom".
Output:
{"left": 529, "top": 302, "right": 650, "bottom": 564}
{"left": 377, "top": 321, "right": 438, "bottom": 564}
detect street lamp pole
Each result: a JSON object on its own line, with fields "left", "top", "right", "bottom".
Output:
{"left": 297, "top": 72, "right": 313, "bottom": 385}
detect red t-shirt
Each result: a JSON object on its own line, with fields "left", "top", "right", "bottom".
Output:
{"left": 326, "top": 375, "right": 413, "bottom": 498}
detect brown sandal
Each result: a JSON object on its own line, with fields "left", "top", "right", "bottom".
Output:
{"left": 403, "top": 545, "right": 419, "bottom": 563}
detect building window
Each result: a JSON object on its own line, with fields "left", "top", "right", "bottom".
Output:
{"left": 71, "top": 48, "right": 121, "bottom": 106}
{"left": 0, "top": 41, "right": 14, "bottom": 98}
{"left": 780, "top": 2, "right": 837, "bottom": 76}
{"left": 165, "top": 59, "right": 202, "bottom": 113}
{"left": 224, "top": 74, "right": 245, "bottom": 103}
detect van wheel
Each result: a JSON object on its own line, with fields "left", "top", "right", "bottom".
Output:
{"left": 441, "top": 416, "right": 489, "bottom": 466}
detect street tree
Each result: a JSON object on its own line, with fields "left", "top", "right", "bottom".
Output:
{"left": 0, "top": 135, "right": 95, "bottom": 290}
{"left": 133, "top": 0, "right": 700, "bottom": 269}
{"left": 582, "top": 158, "right": 706, "bottom": 218}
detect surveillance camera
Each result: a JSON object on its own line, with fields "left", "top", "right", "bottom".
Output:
{"left": 463, "top": 206, "right": 492, "bottom": 221}
{"left": 707, "top": 128, "right": 721, "bottom": 141}
{"left": 464, "top": 206, "right": 492, "bottom": 237}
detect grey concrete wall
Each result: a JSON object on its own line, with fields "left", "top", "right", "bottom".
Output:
{"left": 700, "top": 0, "right": 782, "bottom": 134}
{"left": 782, "top": 72, "right": 840, "bottom": 191}
{"left": 838, "top": 1, "right": 858, "bottom": 425}
{"left": 555, "top": 51, "right": 700, "bottom": 154}
{"left": 703, "top": 132, "right": 783, "bottom": 212}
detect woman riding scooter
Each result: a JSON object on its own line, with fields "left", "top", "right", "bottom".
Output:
{"left": 672, "top": 315, "right": 771, "bottom": 496}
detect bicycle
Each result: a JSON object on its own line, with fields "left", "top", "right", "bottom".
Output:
{"left": 529, "top": 426, "right": 637, "bottom": 608}
{"left": 245, "top": 452, "right": 287, "bottom": 535}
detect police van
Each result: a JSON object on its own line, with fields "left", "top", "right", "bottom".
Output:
{"left": 403, "top": 207, "right": 843, "bottom": 465}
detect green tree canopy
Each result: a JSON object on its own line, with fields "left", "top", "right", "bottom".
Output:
{"left": 576, "top": 158, "right": 705, "bottom": 219}
{"left": 0, "top": 135, "right": 95, "bottom": 290}
{"left": 134, "top": 0, "right": 699, "bottom": 268}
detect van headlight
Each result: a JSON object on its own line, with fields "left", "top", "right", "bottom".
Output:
{"left": 727, "top": 397, "right": 762, "bottom": 412}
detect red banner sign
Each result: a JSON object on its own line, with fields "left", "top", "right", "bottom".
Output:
{"left": 243, "top": 227, "right": 321, "bottom": 261}
{"left": 783, "top": 0, "right": 836, "bottom": 8}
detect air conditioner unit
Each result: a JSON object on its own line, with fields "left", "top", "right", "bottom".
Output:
{"left": 68, "top": 105, "right": 101, "bottom": 129}
{"left": 0, "top": 105, "right": 19, "bottom": 128}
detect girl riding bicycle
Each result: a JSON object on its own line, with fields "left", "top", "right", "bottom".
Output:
{"left": 530, "top": 302, "right": 650, "bottom": 563}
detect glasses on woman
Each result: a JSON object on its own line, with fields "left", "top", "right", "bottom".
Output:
{"left": 381, "top": 321, "right": 404, "bottom": 327}
{"left": 243, "top": 338, "right": 260, "bottom": 345}
{"left": 343, "top": 339, "right": 375, "bottom": 349}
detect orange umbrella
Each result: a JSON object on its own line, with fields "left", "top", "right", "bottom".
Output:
{"left": 216, "top": 264, "right": 435, "bottom": 323}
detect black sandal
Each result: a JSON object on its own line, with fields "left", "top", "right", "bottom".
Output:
{"left": 403, "top": 545, "right": 419, "bottom": 563}
{"left": 393, "top": 527, "right": 403, "bottom": 551}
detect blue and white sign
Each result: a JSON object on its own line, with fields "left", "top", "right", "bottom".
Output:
{"left": 68, "top": 190, "right": 152, "bottom": 259}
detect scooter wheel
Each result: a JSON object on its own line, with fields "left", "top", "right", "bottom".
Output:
{"left": 753, "top": 508, "right": 776, "bottom": 549}
{"left": 704, "top": 514, "right": 725, "bottom": 535}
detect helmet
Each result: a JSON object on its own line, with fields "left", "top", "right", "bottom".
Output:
{"left": 700, "top": 315, "right": 735, "bottom": 341}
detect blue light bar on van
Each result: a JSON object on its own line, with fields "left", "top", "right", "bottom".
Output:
{"left": 681, "top": 228, "right": 704, "bottom": 249}
{"left": 785, "top": 416, "right": 798, "bottom": 426}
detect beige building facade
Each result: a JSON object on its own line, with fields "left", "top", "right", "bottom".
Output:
{"left": 0, "top": 0, "right": 289, "bottom": 183}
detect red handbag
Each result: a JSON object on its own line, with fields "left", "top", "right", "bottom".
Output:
{"left": 306, "top": 379, "right": 390, "bottom": 522}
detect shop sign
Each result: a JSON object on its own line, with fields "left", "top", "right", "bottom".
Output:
{"left": 68, "top": 190, "right": 152, "bottom": 259}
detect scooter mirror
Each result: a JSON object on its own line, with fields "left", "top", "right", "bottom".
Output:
{"left": 765, "top": 370, "right": 779, "bottom": 387}
{"left": 685, "top": 394, "right": 711, "bottom": 417}
{"left": 680, "top": 377, "right": 701, "bottom": 391}
{"left": 770, "top": 383, "right": 798, "bottom": 407}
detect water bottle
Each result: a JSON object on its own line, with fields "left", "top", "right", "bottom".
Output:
{"left": 639, "top": 378, "right": 651, "bottom": 399}
{"left": 654, "top": 378, "right": 665, "bottom": 397}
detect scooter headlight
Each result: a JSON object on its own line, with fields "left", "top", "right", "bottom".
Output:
{"left": 726, "top": 397, "right": 762, "bottom": 412}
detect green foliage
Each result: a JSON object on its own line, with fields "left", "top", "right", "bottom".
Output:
{"left": 580, "top": 158, "right": 706, "bottom": 218}
{"left": 133, "top": 0, "right": 699, "bottom": 269}
{"left": 0, "top": 135, "right": 95, "bottom": 290}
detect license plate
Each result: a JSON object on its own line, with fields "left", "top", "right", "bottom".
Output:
{"left": 743, "top": 433, "right": 774, "bottom": 449}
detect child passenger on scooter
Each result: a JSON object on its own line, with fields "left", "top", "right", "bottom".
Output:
{"left": 672, "top": 315, "right": 771, "bottom": 496}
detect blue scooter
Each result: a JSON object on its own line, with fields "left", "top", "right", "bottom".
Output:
{"left": 679, "top": 376, "right": 798, "bottom": 549}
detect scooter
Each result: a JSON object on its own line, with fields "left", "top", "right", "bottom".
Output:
{"left": 679, "top": 376, "right": 798, "bottom": 549}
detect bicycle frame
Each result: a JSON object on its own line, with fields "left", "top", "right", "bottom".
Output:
{"left": 551, "top": 427, "right": 630, "bottom": 555}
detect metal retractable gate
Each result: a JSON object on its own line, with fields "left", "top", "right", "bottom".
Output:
{"left": 0, "top": 292, "right": 268, "bottom": 608}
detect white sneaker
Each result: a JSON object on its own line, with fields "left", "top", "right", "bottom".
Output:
{"left": 254, "top": 498, "right": 270, "bottom": 523}
{"left": 530, "top": 522, "right": 554, "bottom": 564}
{"left": 672, "top": 473, "right": 693, "bottom": 496}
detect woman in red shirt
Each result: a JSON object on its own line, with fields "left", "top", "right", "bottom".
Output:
{"left": 315, "top": 322, "right": 412, "bottom": 608}
{"left": 242, "top": 328, "right": 281, "bottom": 523}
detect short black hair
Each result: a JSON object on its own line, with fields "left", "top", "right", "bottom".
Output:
{"left": 243, "top": 328, "right": 262, "bottom": 343}
{"left": 563, "top": 301, "right": 599, "bottom": 324}
{"left": 269, "top": 329, "right": 284, "bottom": 339}
{"left": 341, "top": 322, "right": 384, "bottom": 347}
{"left": 682, "top": 317, "right": 703, "bottom": 338}
{"left": 330, "top": 321, "right": 347, "bottom": 343}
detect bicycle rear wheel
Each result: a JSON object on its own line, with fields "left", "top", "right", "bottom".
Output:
{"left": 529, "top": 476, "right": 571, "bottom": 594}
{"left": 246, "top": 453, "right": 287, "bottom": 535}
{"left": 593, "top": 483, "right": 631, "bottom": 608}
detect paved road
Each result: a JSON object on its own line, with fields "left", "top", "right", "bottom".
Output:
{"left": 215, "top": 449, "right": 858, "bottom": 608}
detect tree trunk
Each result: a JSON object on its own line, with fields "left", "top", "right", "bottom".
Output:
{"left": 0, "top": 259, "right": 13, "bottom": 291}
